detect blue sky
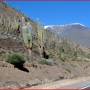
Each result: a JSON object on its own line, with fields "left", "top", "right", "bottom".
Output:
{"left": 7, "top": 2, "right": 90, "bottom": 27}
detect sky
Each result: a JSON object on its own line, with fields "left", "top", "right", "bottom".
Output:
{"left": 7, "top": 1, "right": 90, "bottom": 27}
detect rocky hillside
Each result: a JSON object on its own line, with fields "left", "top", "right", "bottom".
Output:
{"left": 0, "top": 2, "right": 37, "bottom": 41}
{"left": 0, "top": 2, "right": 38, "bottom": 61}
{"left": 1, "top": 2, "right": 90, "bottom": 88}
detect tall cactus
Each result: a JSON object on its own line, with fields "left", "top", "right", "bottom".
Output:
{"left": 37, "top": 19, "right": 45, "bottom": 57}
{"left": 21, "top": 17, "right": 33, "bottom": 61}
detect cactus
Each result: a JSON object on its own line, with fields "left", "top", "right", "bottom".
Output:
{"left": 21, "top": 17, "right": 32, "bottom": 48}
{"left": 37, "top": 20, "right": 44, "bottom": 57}
{"left": 21, "top": 17, "right": 33, "bottom": 60}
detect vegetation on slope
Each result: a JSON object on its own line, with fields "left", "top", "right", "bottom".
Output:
{"left": 0, "top": 2, "right": 90, "bottom": 72}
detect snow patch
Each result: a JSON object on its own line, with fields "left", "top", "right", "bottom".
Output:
{"left": 44, "top": 23, "right": 86, "bottom": 29}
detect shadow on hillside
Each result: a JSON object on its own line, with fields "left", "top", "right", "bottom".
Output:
{"left": 15, "top": 65, "right": 29, "bottom": 73}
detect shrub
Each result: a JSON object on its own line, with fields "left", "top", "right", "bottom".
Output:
{"left": 7, "top": 53, "right": 25, "bottom": 67}
{"left": 39, "top": 59, "right": 52, "bottom": 66}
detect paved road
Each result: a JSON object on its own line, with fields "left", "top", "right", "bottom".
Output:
{"left": 60, "top": 80, "right": 90, "bottom": 90}
{"left": 61, "top": 80, "right": 90, "bottom": 89}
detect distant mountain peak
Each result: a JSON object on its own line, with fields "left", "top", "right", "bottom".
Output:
{"left": 44, "top": 23, "right": 86, "bottom": 29}
{"left": 69, "top": 23, "right": 85, "bottom": 26}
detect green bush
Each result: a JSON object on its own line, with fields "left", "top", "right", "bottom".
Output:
{"left": 7, "top": 53, "right": 25, "bottom": 66}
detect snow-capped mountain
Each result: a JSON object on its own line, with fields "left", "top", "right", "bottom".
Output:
{"left": 44, "top": 23, "right": 90, "bottom": 48}
{"left": 44, "top": 23, "right": 86, "bottom": 29}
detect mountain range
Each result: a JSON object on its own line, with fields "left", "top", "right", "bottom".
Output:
{"left": 45, "top": 23, "right": 90, "bottom": 48}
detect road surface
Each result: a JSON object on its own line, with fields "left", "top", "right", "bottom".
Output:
{"left": 29, "top": 76, "right": 90, "bottom": 90}
{"left": 0, "top": 77, "right": 90, "bottom": 90}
